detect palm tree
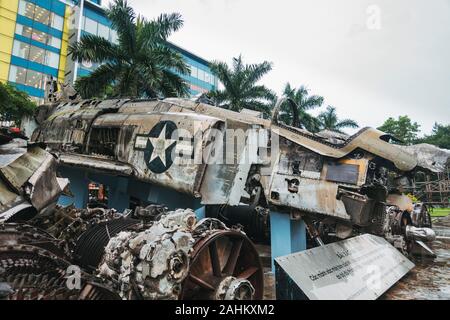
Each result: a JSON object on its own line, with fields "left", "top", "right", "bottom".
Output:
{"left": 279, "top": 83, "right": 324, "bottom": 132}
{"left": 209, "top": 55, "right": 275, "bottom": 116}
{"left": 69, "top": 0, "right": 189, "bottom": 99}
{"left": 318, "top": 106, "right": 359, "bottom": 133}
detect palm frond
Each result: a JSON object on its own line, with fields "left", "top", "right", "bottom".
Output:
{"left": 232, "top": 55, "right": 244, "bottom": 73}
{"left": 210, "top": 61, "right": 236, "bottom": 97}
{"left": 152, "top": 13, "right": 184, "bottom": 39}
{"left": 159, "top": 69, "right": 189, "bottom": 98}
{"left": 243, "top": 85, "right": 276, "bottom": 102}
{"left": 68, "top": 34, "right": 119, "bottom": 63}
{"left": 138, "top": 13, "right": 183, "bottom": 49}
{"left": 283, "top": 82, "right": 294, "bottom": 97}
{"left": 107, "top": 0, "right": 136, "bottom": 55}
{"left": 336, "top": 119, "right": 359, "bottom": 129}
{"left": 75, "top": 62, "right": 120, "bottom": 98}
{"left": 146, "top": 45, "right": 190, "bottom": 75}
{"left": 302, "top": 95, "right": 324, "bottom": 110}
{"left": 242, "top": 61, "right": 273, "bottom": 87}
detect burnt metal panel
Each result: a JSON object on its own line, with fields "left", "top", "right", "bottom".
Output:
{"left": 276, "top": 126, "right": 417, "bottom": 171}
{"left": 200, "top": 119, "right": 253, "bottom": 205}
{"left": 269, "top": 174, "right": 350, "bottom": 220}
{"left": 59, "top": 154, "right": 133, "bottom": 175}
{"left": 88, "top": 127, "right": 120, "bottom": 158}
{"left": 340, "top": 193, "right": 375, "bottom": 226}
{"left": 325, "top": 162, "right": 359, "bottom": 185}
{"left": 0, "top": 147, "right": 49, "bottom": 192}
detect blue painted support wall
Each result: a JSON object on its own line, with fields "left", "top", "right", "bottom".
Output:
{"left": 58, "top": 167, "right": 89, "bottom": 208}
{"left": 270, "top": 211, "right": 307, "bottom": 272}
{"left": 193, "top": 200, "right": 205, "bottom": 220}
{"left": 58, "top": 166, "right": 202, "bottom": 217}
{"left": 107, "top": 177, "right": 130, "bottom": 212}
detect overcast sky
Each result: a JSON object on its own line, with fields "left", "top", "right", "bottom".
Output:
{"left": 105, "top": 0, "right": 450, "bottom": 135}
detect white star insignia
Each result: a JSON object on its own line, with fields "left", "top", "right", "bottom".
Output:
{"left": 148, "top": 124, "right": 176, "bottom": 167}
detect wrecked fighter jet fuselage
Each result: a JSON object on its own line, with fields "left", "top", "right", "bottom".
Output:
{"left": 0, "top": 95, "right": 441, "bottom": 300}
{"left": 30, "top": 97, "right": 436, "bottom": 252}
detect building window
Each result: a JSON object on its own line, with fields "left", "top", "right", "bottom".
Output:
{"left": 110, "top": 29, "right": 118, "bottom": 43}
{"left": 48, "top": 36, "right": 62, "bottom": 49}
{"left": 31, "top": 29, "right": 46, "bottom": 44}
{"left": 18, "top": 0, "right": 35, "bottom": 20}
{"left": 97, "top": 23, "right": 109, "bottom": 40}
{"left": 15, "top": 24, "right": 62, "bottom": 50}
{"left": 28, "top": 45, "right": 46, "bottom": 64}
{"left": 33, "top": 6, "right": 50, "bottom": 25}
{"left": 8, "top": 65, "right": 27, "bottom": 84}
{"left": 12, "top": 40, "right": 60, "bottom": 69}
{"left": 12, "top": 40, "right": 30, "bottom": 59}
{"left": 25, "top": 69, "right": 44, "bottom": 89}
{"left": 18, "top": 0, "right": 64, "bottom": 31}
{"left": 51, "top": 13, "right": 64, "bottom": 31}
{"left": 84, "top": 17, "right": 98, "bottom": 35}
{"left": 15, "top": 24, "right": 32, "bottom": 38}
{"left": 46, "top": 51, "right": 60, "bottom": 69}
{"left": 197, "top": 69, "right": 205, "bottom": 82}
{"left": 190, "top": 65, "right": 198, "bottom": 78}
{"left": 204, "top": 72, "right": 211, "bottom": 84}
{"left": 9, "top": 65, "right": 46, "bottom": 91}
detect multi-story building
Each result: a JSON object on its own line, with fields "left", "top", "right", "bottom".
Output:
{"left": 0, "top": 0, "right": 217, "bottom": 104}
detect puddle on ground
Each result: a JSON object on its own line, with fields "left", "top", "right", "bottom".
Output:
{"left": 382, "top": 216, "right": 450, "bottom": 300}
{"left": 263, "top": 215, "right": 450, "bottom": 300}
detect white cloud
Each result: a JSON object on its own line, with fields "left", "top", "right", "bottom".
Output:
{"left": 108, "top": 0, "right": 450, "bottom": 134}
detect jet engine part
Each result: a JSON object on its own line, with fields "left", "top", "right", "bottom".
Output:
{"left": 97, "top": 209, "right": 197, "bottom": 300}
{"left": 405, "top": 225, "right": 436, "bottom": 242}
{"left": 206, "top": 205, "right": 270, "bottom": 242}
{"left": 411, "top": 203, "right": 432, "bottom": 228}
{"left": 381, "top": 205, "right": 435, "bottom": 254}
{"left": 71, "top": 208, "right": 263, "bottom": 300}
{"left": 0, "top": 244, "right": 119, "bottom": 300}
{"left": 0, "top": 223, "right": 66, "bottom": 258}
{"left": 74, "top": 217, "right": 142, "bottom": 271}
{"left": 180, "top": 226, "right": 263, "bottom": 300}
{"left": 214, "top": 276, "right": 255, "bottom": 300}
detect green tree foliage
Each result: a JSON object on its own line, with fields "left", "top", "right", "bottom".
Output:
{"left": 279, "top": 83, "right": 323, "bottom": 132}
{"left": 69, "top": 0, "right": 189, "bottom": 99}
{"left": 0, "top": 82, "right": 36, "bottom": 125}
{"left": 418, "top": 123, "right": 450, "bottom": 149}
{"left": 209, "top": 55, "right": 275, "bottom": 117}
{"left": 377, "top": 115, "right": 420, "bottom": 144}
{"left": 318, "top": 106, "right": 359, "bottom": 133}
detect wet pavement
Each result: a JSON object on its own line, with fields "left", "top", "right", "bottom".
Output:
{"left": 382, "top": 216, "right": 450, "bottom": 300}
{"left": 262, "top": 215, "right": 450, "bottom": 300}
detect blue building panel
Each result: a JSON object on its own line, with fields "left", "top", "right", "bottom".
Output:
{"left": 26, "top": 0, "right": 66, "bottom": 16}
{"left": 84, "top": 6, "right": 111, "bottom": 27}
{"left": 9, "top": 82, "right": 45, "bottom": 98}
{"left": 77, "top": 67, "right": 91, "bottom": 77}
{"left": 11, "top": 56, "right": 59, "bottom": 77}
{"left": 87, "top": 0, "right": 102, "bottom": 5}
{"left": 14, "top": 34, "right": 61, "bottom": 54}
{"left": 16, "top": 15, "right": 63, "bottom": 38}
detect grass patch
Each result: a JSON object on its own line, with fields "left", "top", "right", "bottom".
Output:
{"left": 430, "top": 208, "right": 450, "bottom": 217}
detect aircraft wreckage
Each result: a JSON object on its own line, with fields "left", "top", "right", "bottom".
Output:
{"left": 0, "top": 95, "right": 447, "bottom": 300}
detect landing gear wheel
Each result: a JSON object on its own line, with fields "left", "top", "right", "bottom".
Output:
{"left": 180, "top": 230, "right": 264, "bottom": 300}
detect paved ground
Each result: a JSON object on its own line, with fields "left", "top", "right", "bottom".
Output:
{"left": 261, "top": 216, "right": 450, "bottom": 300}
{"left": 382, "top": 216, "right": 450, "bottom": 300}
